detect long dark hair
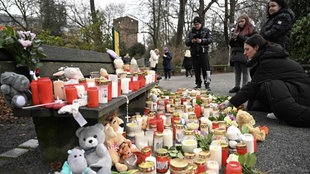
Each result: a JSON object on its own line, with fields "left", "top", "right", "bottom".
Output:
{"left": 234, "top": 13, "right": 255, "bottom": 36}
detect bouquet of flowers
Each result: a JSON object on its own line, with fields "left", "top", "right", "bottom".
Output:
{"left": 0, "top": 26, "right": 46, "bottom": 70}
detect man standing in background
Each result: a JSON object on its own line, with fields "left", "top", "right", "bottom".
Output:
{"left": 185, "top": 16, "right": 213, "bottom": 90}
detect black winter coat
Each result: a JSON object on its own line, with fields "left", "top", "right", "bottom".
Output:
{"left": 260, "top": 8, "right": 295, "bottom": 51}
{"left": 182, "top": 56, "right": 193, "bottom": 69}
{"left": 185, "top": 27, "right": 212, "bottom": 56}
{"left": 229, "top": 30, "right": 256, "bottom": 63}
{"left": 163, "top": 51, "right": 172, "bottom": 70}
{"left": 230, "top": 44, "right": 310, "bottom": 127}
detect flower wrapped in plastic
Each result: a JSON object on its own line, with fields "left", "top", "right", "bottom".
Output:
{"left": 0, "top": 26, "right": 46, "bottom": 70}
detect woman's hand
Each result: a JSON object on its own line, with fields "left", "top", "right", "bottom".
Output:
{"left": 218, "top": 101, "right": 231, "bottom": 110}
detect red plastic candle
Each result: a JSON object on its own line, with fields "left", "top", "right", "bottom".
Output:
{"left": 65, "top": 85, "right": 78, "bottom": 104}
{"left": 87, "top": 87, "right": 99, "bottom": 108}
{"left": 194, "top": 104, "right": 202, "bottom": 118}
{"left": 37, "top": 78, "right": 54, "bottom": 104}
{"left": 30, "top": 80, "right": 40, "bottom": 105}
{"left": 225, "top": 161, "right": 242, "bottom": 174}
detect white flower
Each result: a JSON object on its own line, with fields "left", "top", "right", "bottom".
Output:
{"left": 226, "top": 153, "right": 239, "bottom": 164}
{"left": 18, "top": 39, "right": 32, "bottom": 49}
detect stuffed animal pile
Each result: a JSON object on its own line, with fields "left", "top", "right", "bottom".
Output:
{"left": 103, "top": 113, "right": 139, "bottom": 172}
{"left": 76, "top": 123, "right": 112, "bottom": 174}
{"left": 0, "top": 72, "right": 30, "bottom": 108}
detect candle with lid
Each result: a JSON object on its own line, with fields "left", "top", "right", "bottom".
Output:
{"left": 53, "top": 79, "right": 65, "bottom": 100}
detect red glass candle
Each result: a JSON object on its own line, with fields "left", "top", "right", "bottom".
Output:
{"left": 149, "top": 118, "right": 158, "bottom": 132}
{"left": 118, "top": 79, "right": 121, "bottom": 96}
{"left": 107, "top": 81, "right": 112, "bottom": 101}
{"left": 225, "top": 161, "right": 242, "bottom": 174}
{"left": 221, "top": 143, "right": 229, "bottom": 166}
{"left": 30, "top": 80, "right": 40, "bottom": 105}
{"left": 194, "top": 158, "right": 206, "bottom": 174}
{"left": 37, "top": 78, "right": 54, "bottom": 104}
{"left": 212, "top": 121, "right": 219, "bottom": 130}
{"left": 141, "top": 146, "right": 152, "bottom": 161}
{"left": 236, "top": 142, "right": 247, "bottom": 155}
{"left": 87, "top": 87, "right": 99, "bottom": 108}
{"left": 65, "top": 85, "right": 78, "bottom": 104}
{"left": 156, "top": 148, "right": 169, "bottom": 173}
{"left": 171, "top": 115, "right": 180, "bottom": 140}
{"left": 129, "top": 80, "right": 134, "bottom": 92}
{"left": 194, "top": 105, "right": 201, "bottom": 118}
{"left": 156, "top": 117, "right": 164, "bottom": 133}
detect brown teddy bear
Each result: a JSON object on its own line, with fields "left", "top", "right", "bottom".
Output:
{"left": 236, "top": 110, "right": 266, "bottom": 141}
{"left": 103, "top": 112, "right": 138, "bottom": 172}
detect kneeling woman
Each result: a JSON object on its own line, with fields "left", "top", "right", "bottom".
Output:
{"left": 219, "top": 34, "right": 310, "bottom": 127}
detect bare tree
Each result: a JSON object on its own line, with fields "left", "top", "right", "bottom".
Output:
{"left": 175, "top": 0, "right": 187, "bottom": 48}
{"left": 0, "top": 0, "right": 39, "bottom": 31}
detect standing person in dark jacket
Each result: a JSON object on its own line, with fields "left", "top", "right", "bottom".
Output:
{"left": 219, "top": 34, "right": 310, "bottom": 127}
{"left": 260, "top": 0, "right": 295, "bottom": 51}
{"left": 229, "top": 13, "right": 256, "bottom": 93}
{"left": 162, "top": 47, "right": 172, "bottom": 80}
{"left": 185, "top": 16, "right": 212, "bottom": 90}
{"left": 182, "top": 50, "right": 193, "bottom": 77}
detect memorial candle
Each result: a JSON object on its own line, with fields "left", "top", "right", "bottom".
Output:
{"left": 163, "top": 128, "right": 173, "bottom": 148}
{"left": 30, "top": 80, "right": 40, "bottom": 105}
{"left": 87, "top": 87, "right": 98, "bottom": 108}
{"left": 243, "top": 133, "right": 254, "bottom": 153}
{"left": 210, "top": 142, "right": 222, "bottom": 169}
{"left": 37, "top": 77, "right": 54, "bottom": 104}
{"left": 53, "top": 79, "right": 65, "bottom": 100}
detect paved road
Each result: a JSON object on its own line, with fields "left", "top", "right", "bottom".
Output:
{"left": 157, "top": 72, "right": 233, "bottom": 96}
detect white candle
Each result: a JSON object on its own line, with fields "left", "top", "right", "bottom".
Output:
{"left": 75, "top": 84, "right": 85, "bottom": 98}
{"left": 145, "top": 130, "right": 154, "bottom": 146}
{"left": 181, "top": 139, "right": 197, "bottom": 153}
{"left": 145, "top": 155, "right": 156, "bottom": 171}
{"left": 135, "top": 131, "right": 147, "bottom": 150}
{"left": 108, "top": 75, "right": 118, "bottom": 98}
{"left": 203, "top": 107, "right": 211, "bottom": 118}
{"left": 193, "top": 148, "right": 202, "bottom": 158}
{"left": 210, "top": 142, "right": 222, "bottom": 169}
{"left": 163, "top": 128, "right": 173, "bottom": 148}
{"left": 206, "top": 160, "right": 219, "bottom": 174}
{"left": 53, "top": 79, "right": 65, "bottom": 100}
{"left": 121, "top": 78, "right": 130, "bottom": 94}
{"left": 86, "top": 78, "right": 95, "bottom": 87}
{"left": 242, "top": 133, "right": 254, "bottom": 153}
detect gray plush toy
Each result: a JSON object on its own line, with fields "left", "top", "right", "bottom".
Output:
{"left": 76, "top": 123, "right": 112, "bottom": 174}
{"left": 0, "top": 72, "right": 30, "bottom": 107}
{"left": 58, "top": 148, "right": 96, "bottom": 174}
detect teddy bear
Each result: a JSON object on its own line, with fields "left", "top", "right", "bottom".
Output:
{"left": 226, "top": 125, "right": 242, "bottom": 151}
{"left": 103, "top": 112, "right": 139, "bottom": 172}
{"left": 76, "top": 123, "right": 112, "bottom": 174}
{"left": 236, "top": 110, "right": 266, "bottom": 141}
{"left": 53, "top": 67, "right": 84, "bottom": 84}
{"left": 0, "top": 72, "right": 30, "bottom": 108}
{"left": 57, "top": 148, "right": 96, "bottom": 174}
{"left": 114, "top": 58, "right": 125, "bottom": 75}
